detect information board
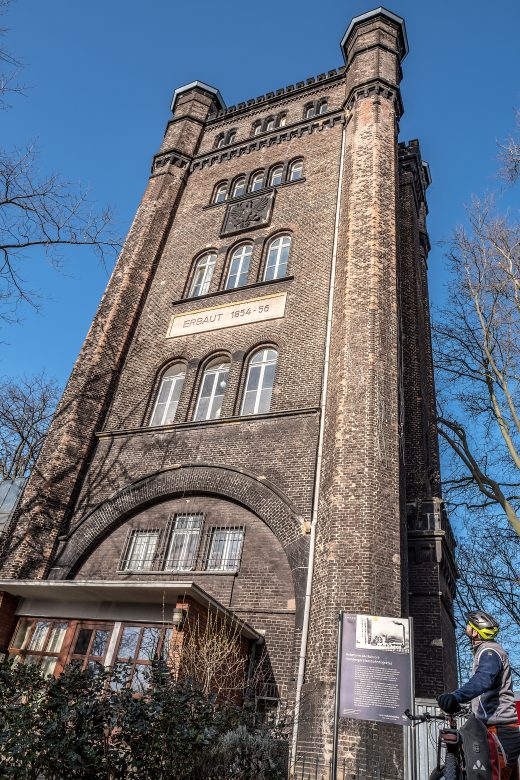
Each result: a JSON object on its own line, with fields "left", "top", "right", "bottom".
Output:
{"left": 338, "top": 613, "right": 413, "bottom": 727}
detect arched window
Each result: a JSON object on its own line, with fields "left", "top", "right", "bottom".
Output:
{"left": 252, "top": 121, "right": 262, "bottom": 137}
{"left": 213, "top": 182, "right": 228, "bottom": 204}
{"left": 278, "top": 114, "right": 287, "bottom": 128}
{"left": 241, "top": 348, "right": 278, "bottom": 416}
{"left": 193, "top": 359, "right": 230, "bottom": 421}
{"left": 264, "top": 235, "right": 291, "bottom": 281}
{"left": 228, "top": 130, "right": 237, "bottom": 144}
{"left": 189, "top": 253, "right": 216, "bottom": 297}
{"left": 250, "top": 171, "right": 264, "bottom": 192}
{"left": 318, "top": 99, "right": 328, "bottom": 114}
{"left": 269, "top": 165, "right": 283, "bottom": 187}
{"left": 289, "top": 160, "right": 303, "bottom": 181}
{"left": 232, "top": 177, "right": 246, "bottom": 198}
{"left": 216, "top": 133, "right": 226, "bottom": 149}
{"left": 226, "top": 244, "right": 252, "bottom": 290}
{"left": 304, "top": 103, "right": 315, "bottom": 119}
{"left": 265, "top": 117, "right": 275, "bottom": 132}
{"left": 149, "top": 364, "right": 186, "bottom": 426}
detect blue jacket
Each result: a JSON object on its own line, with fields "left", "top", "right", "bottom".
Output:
{"left": 453, "top": 640, "right": 517, "bottom": 726}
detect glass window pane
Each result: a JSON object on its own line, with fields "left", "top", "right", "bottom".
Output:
{"left": 232, "top": 179, "right": 245, "bottom": 197}
{"left": 194, "top": 363, "right": 229, "bottom": 421}
{"left": 270, "top": 167, "right": 283, "bottom": 187}
{"left": 47, "top": 623, "right": 68, "bottom": 653}
{"left": 11, "top": 619, "right": 32, "bottom": 650}
{"left": 290, "top": 162, "right": 303, "bottom": 181}
{"left": 131, "top": 665, "right": 150, "bottom": 693}
{"left": 250, "top": 173, "right": 263, "bottom": 192}
{"left": 190, "top": 254, "right": 215, "bottom": 297}
{"left": 40, "top": 657, "right": 57, "bottom": 677}
{"left": 126, "top": 530, "right": 159, "bottom": 570}
{"left": 28, "top": 621, "right": 50, "bottom": 651}
{"left": 139, "top": 628, "right": 161, "bottom": 660}
{"left": 91, "top": 630, "right": 110, "bottom": 657}
{"left": 118, "top": 627, "right": 140, "bottom": 660}
{"left": 241, "top": 350, "right": 277, "bottom": 416}
{"left": 319, "top": 100, "right": 328, "bottom": 114}
{"left": 73, "top": 629, "right": 93, "bottom": 656}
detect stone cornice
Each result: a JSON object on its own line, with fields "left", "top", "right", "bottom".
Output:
{"left": 96, "top": 406, "right": 320, "bottom": 440}
{"left": 207, "top": 67, "right": 347, "bottom": 123}
{"left": 345, "top": 77, "right": 403, "bottom": 118}
{"left": 151, "top": 149, "right": 192, "bottom": 175}
{"left": 191, "top": 113, "right": 345, "bottom": 172}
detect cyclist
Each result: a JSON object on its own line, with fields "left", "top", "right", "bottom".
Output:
{"left": 438, "top": 610, "right": 520, "bottom": 780}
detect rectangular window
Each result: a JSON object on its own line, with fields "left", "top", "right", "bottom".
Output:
{"left": 121, "top": 529, "right": 159, "bottom": 571}
{"left": 205, "top": 527, "right": 244, "bottom": 572}
{"left": 8, "top": 618, "right": 72, "bottom": 677}
{"left": 164, "top": 513, "right": 203, "bottom": 570}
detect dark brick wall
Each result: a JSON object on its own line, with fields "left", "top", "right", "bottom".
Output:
{"left": 75, "top": 495, "right": 296, "bottom": 697}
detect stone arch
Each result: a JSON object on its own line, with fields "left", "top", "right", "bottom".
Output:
{"left": 51, "top": 464, "right": 307, "bottom": 582}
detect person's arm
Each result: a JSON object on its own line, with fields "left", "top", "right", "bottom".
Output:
{"left": 453, "top": 649, "right": 502, "bottom": 703}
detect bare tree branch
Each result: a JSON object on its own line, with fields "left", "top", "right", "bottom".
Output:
{"left": 0, "top": 373, "right": 60, "bottom": 479}
{"left": 499, "top": 110, "right": 520, "bottom": 184}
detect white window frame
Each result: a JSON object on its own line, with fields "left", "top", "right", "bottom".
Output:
{"left": 206, "top": 527, "right": 245, "bottom": 572}
{"left": 289, "top": 160, "right": 303, "bottom": 181}
{"left": 305, "top": 104, "right": 315, "bottom": 119}
{"left": 279, "top": 115, "right": 287, "bottom": 128}
{"left": 193, "top": 361, "right": 230, "bottom": 421}
{"left": 164, "top": 514, "right": 203, "bottom": 571}
{"left": 122, "top": 530, "right": 160, "bottom": 571}
{"left": 241, "top": 348, "right": 278, "bottom": 416}
{"left": 253, "top": 122, "right": 262, "bottom": 137}
{"left": 214, "top": 183, "right": 228, "bottom": 204}
{"left": 263, "top": 235, "right": 291, "bottom": 281}
{"left": 149, "top": 365, "right": 185, "bottom": 427}
{"left": 318, "top": 99, "right": 328, "bottom": 115}
{"left": 265, "top": 117, "right": 275, "bottom": 132}
{"left": 225, "top": 244, "right": 252, "bottom": 290}
{"left": 232, "top": 177, "right": 246, "bottom": 198}
{"left": 189, "top": 253, "right": 216, "bottom": 297}
{"left": 269, "top": 166, "right": 283, "bottom": 187}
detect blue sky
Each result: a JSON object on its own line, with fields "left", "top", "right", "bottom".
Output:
{"left": 2, "top": 0, "right": 519, "bottom": 386}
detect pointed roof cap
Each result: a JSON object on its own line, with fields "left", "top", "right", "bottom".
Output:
{"left": 340, "top": 7, "right": 408, "bottom": 63}
{"left": 170, "top": 80, "right": 226, "bottom": 113}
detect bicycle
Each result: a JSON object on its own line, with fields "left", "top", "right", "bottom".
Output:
{"left": 405, "top": 706, "right": 473, "bottom": 780}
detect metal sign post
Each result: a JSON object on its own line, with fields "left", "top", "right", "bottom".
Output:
{"left": 331, "top": 611, "right": 343, "bottom": 780}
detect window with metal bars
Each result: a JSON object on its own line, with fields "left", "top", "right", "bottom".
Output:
{"left": 162, "top": 513, "right": 203, "bottom": 570}
{"left": 119, "top": 529, "right": 160, "bottom": 571}
{"left": 203, "top": 526, "right": 245, "bottom": 572}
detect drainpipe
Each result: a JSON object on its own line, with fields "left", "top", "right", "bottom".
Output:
{"left": 290, "top": 114, "right": 348, "bottom": 771}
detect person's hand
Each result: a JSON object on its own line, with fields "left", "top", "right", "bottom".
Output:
{"left": 437, "top": 693, "right": 461, "bottom": 714}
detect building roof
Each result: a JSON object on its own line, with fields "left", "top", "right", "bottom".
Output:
{"left": 0, "top": 579, "right": 262, "bottom": 640}
{"left": 170, "top": 81, "right": 226, "bottom": 113}
{"left": 340, "top": 7, "right": 409, "bottom": 62}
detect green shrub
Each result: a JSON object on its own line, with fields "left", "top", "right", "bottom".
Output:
{"left": 0, "top": 659, "right": 287, "bottom": 779}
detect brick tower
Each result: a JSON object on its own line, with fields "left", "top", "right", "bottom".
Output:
{"left": 0, "top": 7, "right": 457, "bottom": 776}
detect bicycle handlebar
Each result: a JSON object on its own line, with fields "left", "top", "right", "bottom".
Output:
{"left": 404, "top": 707, "right": 469, "bottom": 724}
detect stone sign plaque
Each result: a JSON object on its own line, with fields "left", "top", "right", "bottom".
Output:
{"left": 221, "top": 191, "right": 274, "bottom": 236}
{"left": 167, "top": 292, "right": 287, "bottom": 338}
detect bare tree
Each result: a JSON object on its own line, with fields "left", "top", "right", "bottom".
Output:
{"left": 454, "top": 512, "right": 520, "bottom": 684}
{"left": 434, "top": 196, "right": 520, "bottom": 536}
{"left": 0, "top": 0, "right": 23, "bottom": 109}
{"left": 0, "top": 0, "right": 120, "bottom": 322}
{"left": 0, "top": 145, "right": 120, "bottom": 321}
{"left": 499, "top": 110, "right": 520, "bottom": 184}
{"left": 0, "top": 372, "right": 60, "bottom": 479}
